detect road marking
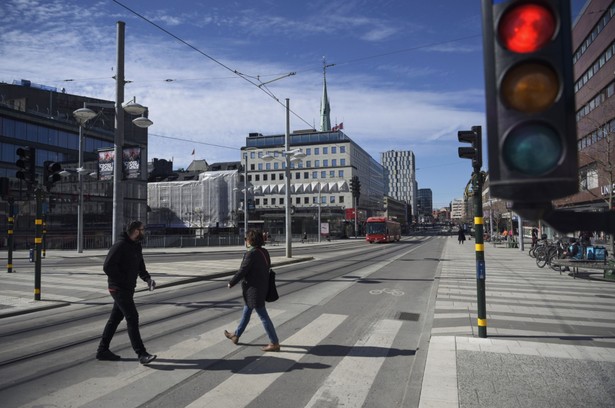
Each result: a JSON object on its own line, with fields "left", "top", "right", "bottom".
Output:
{"left": 369, "top": 288, "right": 405, "bottom": 296}
{"left": 185, "top": 313, "right": 348, "bottom": 408}
{"left": 20, "top": 310, "right": 285, "bottom": 408}
{"left": 304, "top": 318, "right": 403, "bottom": 408}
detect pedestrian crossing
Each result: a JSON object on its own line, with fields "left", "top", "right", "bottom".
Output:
{"left": 431, "top": 240, "right": 615, "bottom": 345}
{"left": 3, "top": 312, "right": 412, "bottom": 408}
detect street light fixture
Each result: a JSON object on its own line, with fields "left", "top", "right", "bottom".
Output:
{"left": 72, "top": 96, "right": 152, "bottom": 251}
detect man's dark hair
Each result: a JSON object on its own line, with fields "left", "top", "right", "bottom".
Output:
{"left": 126, "top": 220, "right": 143, "bottom": 234}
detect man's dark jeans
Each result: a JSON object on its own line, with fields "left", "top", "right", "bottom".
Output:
{"left": 98, "top": 289, "right": 147, "bottom": 356}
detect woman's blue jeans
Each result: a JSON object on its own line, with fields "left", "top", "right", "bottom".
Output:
{"left": 235, "top": 305, "right": 279, "bottom": 344}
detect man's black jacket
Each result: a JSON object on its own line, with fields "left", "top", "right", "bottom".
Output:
{"left": 103, "top": 232, "right": 151, "bottom": 291}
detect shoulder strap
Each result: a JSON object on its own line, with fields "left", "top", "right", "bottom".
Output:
{"left": 258, "top": 248, "right": 270, "bottom": 267}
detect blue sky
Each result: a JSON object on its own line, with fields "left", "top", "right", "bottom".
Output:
{"left": 1, "top": 0, "right": 587, "bottom": 209}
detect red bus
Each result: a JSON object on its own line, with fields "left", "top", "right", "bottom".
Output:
{"left": 365, "top": 217, "right": 401, "bottom": 243}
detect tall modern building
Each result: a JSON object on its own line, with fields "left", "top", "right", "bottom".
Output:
{"left": 0, "top": 80, "right": 150, "bottom": 249}
{"left": 380, "top": 150, "right": 417, "bottom": 222}
{"left": 559, "top": 0, "right": 615, "bottom": 211}
{"left": 417, "top": 188, "right": 433, "bottom": 221}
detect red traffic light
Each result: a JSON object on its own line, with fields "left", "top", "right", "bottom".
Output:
{"left": 498, "top": 3, "right": 556, "bottom": 53}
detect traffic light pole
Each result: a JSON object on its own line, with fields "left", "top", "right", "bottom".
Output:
{"left": 7, "top": 198, "right": 15, "bottom": 273}
{"left": 34, "top": 188, "right": 43, "bottom": 300}
{"left": 472, "top": 168, "right": 487, "bottom": 338}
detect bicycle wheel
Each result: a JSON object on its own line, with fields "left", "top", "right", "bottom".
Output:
{"left": 548, "top": 248, "right": 562, "bottom": 271}
{"left": 536, "top": 250, "right": 548, "bottom": 268}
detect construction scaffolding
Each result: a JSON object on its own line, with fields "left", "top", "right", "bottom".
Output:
{"left": 147, "top": 170, "right": 240, "bottom": 230}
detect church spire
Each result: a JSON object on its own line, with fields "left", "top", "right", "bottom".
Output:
{"left": 320, "top": 57, "right": 333, "bottom": 132}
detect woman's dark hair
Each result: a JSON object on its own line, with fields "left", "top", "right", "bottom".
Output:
{"left": 246, "top": 229, "right": 264, "bottom": 247}
{"left": 126, "top": 220, "right": 143, "bottom": 234}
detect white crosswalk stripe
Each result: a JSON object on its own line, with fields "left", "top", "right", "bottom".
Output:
{"left": 304, "top": 319, "right": 403, "bottom": 408}
{"left": 185, "top": 313, "right": 348, "bottom": 408}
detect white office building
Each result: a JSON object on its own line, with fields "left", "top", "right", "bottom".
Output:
{"left": 380, "top": 150, "right": 418, "bottom": 222}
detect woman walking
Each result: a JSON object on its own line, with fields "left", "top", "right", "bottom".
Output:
{"left": 225, "top": 229, "right": 280, "bottom": 352}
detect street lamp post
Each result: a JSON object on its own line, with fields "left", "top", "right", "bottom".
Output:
{"left": 284, "top": 98, "right": 292, "bottom": 258}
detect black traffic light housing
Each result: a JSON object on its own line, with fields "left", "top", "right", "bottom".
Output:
{"left": 350, "top": 176, "right": 361, "bottom": 201}
{"left": 481, "top": 0, "right": 577, "bottom": 213}
{"left": 458, "top": 126, "right": 482, "bottom": 169}
{"left": 16, "top": 146, "right": 36, "bottom": 185}
{"left": 44, "top": 161, "right": 63, "bottom": 190}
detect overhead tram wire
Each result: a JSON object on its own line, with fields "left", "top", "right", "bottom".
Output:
{"left": 148, "top": 132, "right": 238, "bottom": 152}
{"left": 111, "top": 0, "right": 313, "bottom": 129}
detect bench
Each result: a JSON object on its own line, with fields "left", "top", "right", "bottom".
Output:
{"left": 550, "top": 259, "right": 614, "bottom": 279}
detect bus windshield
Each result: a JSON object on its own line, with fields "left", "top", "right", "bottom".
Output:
{"left": 366, "top": 222, "right": 386, "bottom": 235}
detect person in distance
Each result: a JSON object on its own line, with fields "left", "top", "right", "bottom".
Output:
{"left": 96, "top": 220, "right": 157, "bottom": 365}
{"left": 225, "top": 229, "right": 280, "bottom": 352}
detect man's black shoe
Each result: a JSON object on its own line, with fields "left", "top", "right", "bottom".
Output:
{"left": 139, "top": 352, "right": 157, "bottom": 365}
{"left": 96, "top": 349, "right": 121, "bottom": 361}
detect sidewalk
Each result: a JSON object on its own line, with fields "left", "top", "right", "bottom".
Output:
{"left": 0, "top": 243, "right": 313, "bottom": 318}
{"left": 420, "top": 238, "right": 615, "bottom": 408}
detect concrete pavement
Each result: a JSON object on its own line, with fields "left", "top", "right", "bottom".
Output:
{"left": 420, "top": 237, "right": 615, "bottom": 408}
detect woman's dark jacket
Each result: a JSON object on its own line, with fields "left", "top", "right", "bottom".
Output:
{"left": 103, "top": 232, "right": 151, "bottom": 291}
{"left": 229, "top": 247, "right": 271, "bottom": 308}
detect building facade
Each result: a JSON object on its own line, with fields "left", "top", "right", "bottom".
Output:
{"left": 380, "top": 150, "right": 418, "bottom": 222}
{"left": 417, "top": 188, "right": 433, "bottom": 222}
{"left": 558, "top": 0, "right": 615, "bottom": 211}
{"left": 0, "top": 81, "right": 149, "bottom": 249}
{"left": 241, "top": 130, "right": 385, "bottom": 238}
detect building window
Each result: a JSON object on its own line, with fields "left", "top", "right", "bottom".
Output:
{"left": 255, "top": 175, "right": 260, "bottom": 181}
{"left": 304, "top": 172, "right": 309, "bottom": 179}
{"left": 330, "top": 196, "right": 335, "bottom": 203}
{"left": 280, "top": 197, "right": 284, "bottom": 205}
{"left": 315, "top": 159, "right": 320, "bottom": 167}
{"left": 306, "top": 160, "right": 311, "bottom": 167}
{"left": 315, "top": 147, "right": 320, "bottom": 155}
{"left": 329, "top": 170, "right": 335, "bottom": 178}
{"left": 263, "top": 174, "right": 268, "bottom": 181}
{"left": 323, "top": 147, "right": 328, "bottom": 154}
{"left": 271, "top": 173, "right": 276, "bottom": 180}
{"left": 296, "top": 197, "right": 301, "bottom": 204}
{"left": 340, "top": 146, "right": 346, "bottom": 153}
{"left": 271, "top": 198, "right": 276, "bottom": 205}
{"left": 266, "top": 163, "right": 271, "bottom": 170}
{"left": 296, "top": 172, "right": 301, "bottom": 179}
{"left": 304, "top": 197, "right": 309, "bottom": 204}
{"left": 579, "top": 164, "right": 599, "bottom": 190}
{"left": 258, "top": 163, "right": 263, "bottom": 170}
{"left": 323, "top": 159, "right": 328, "bottom": 167}
{"left": 332, "top": 146, "right": 337, "bottom": 154}
{"left": 339, "top": 196, "right": 344, "bottom": 203}
{"left": 255, "top": 198, "right": 260, "bottom": 206}
{"left": 340, "top": 159, "right": 346, "bottom": 166}
{"left": 306, "top": 148, "right": 311, "bottom": 155}
{"left": 263, "top": 198, "right": 268, "bottom": 205}
{"left": 321, "top": 171, "right": 326, "bottom": 178}
{"left": 332, "top": 159, "right": 337, "bottom": 166}
{"left": 312, "top": 171, "right": 318, "bottom": 179}
{"left": 338, "top": 170, "right": 344, "bottom": 177}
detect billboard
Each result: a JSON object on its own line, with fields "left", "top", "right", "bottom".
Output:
{"left": 97, "top": 146, "right": 142, "bottom": 180}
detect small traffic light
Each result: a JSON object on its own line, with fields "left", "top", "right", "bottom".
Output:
{"left": 16, "top": 146, "right": 36, "bottom": 185}
{"left": 350, "top": 176, "right": 361, "bottom": 200}
{"left": 0, "top": 177, "right": 9, "bottom": 199}
{"left": 45, "top": 161, "right": 63, "bottom": 190}
{"left": 458, "top": 126, "right": 482, "bottom": 169}
{"left": 481, "top": 0, "right": 577, "bottom": 205}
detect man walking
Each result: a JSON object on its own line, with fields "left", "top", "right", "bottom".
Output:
{"left": 96, "top": 220, "right": 157, "bottom": 364}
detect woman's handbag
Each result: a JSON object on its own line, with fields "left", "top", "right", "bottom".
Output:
{"left": 266, "top": 269, "right": 279, "bottom": 302}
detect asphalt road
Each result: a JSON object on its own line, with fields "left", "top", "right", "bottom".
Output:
{"left": 0, "top": 235, "right": 446, "bottom": 408}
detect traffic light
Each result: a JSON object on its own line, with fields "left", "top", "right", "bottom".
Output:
{"left": 458, "top": 126, "right": 482, "bottom": 169}
{"left": 44, "top": 161, "right": 63, "bottom": 190}
{"left": 350, "top": 176, "right": 361, "bottom": 200}
{"left": 0, "top": 177, "right": 9, "bottom": 199}
{"left": 16, "top": 146, "right": 36, "bottom": 185}
{"left": 481, "top": 0, "right": 577, "bottom": 205}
